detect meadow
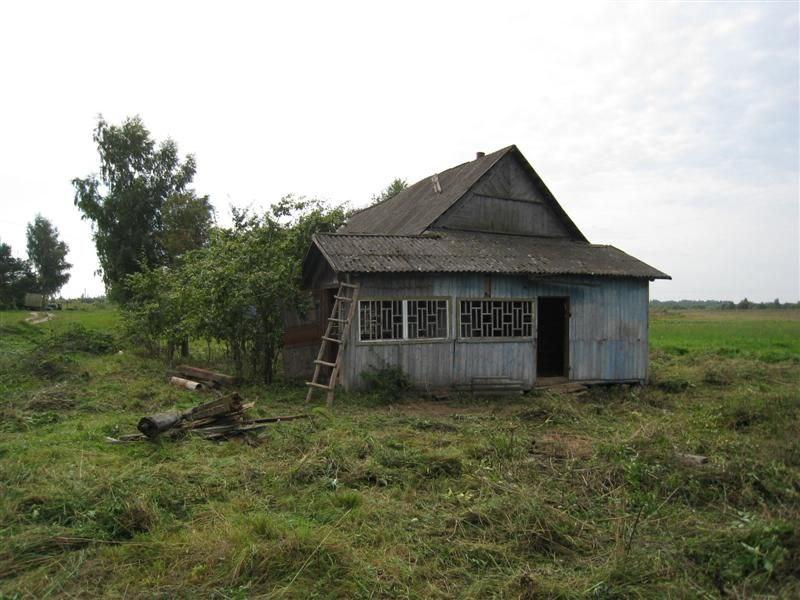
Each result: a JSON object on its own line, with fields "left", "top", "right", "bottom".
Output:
{"left": 0, "top": 307, "right": 798, "bottom": 598}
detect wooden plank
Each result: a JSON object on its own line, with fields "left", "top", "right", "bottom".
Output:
{"left": 176, "top": 365, "right": 236, "bottom": 386}
{"left": 306, "top": 381, "right": 331, "bottom": 390}
{"left": 184, "top": 393, "right": 245, "bottom": 421}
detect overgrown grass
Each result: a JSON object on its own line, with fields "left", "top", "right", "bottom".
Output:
{"left": 0, "top": 308, "right": 798, "bottom": 597}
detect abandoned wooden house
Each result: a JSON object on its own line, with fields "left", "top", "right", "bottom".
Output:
{"left": 284, "top": 145, "right": 670, "bottom": 395}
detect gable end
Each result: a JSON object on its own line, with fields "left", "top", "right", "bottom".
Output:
{"left": 431, "top": 148, "right": 587, "bottom": 241}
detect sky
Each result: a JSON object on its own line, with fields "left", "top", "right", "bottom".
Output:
{"left": 0, "top": 1, "right": 797, "bottom": 302}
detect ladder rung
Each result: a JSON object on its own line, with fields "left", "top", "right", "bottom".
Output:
{"left": 322, "top": 336, "right": 341, "bottom": 344}
{"left": 306, "top": 381, "right": 331, "bottom": 390}
{"left": 339, "top": 282, "right": 359, "bottom": 288}
{"left": 329, "top": 318, "right": 348, "bottom": 323}
{"left": 314, "top": 359, "right": 336, "bottom": 367}
{"left": 334, "top": 295, "right": 353, "bottom": 301}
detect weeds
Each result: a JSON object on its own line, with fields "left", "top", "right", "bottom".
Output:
{"left": 360, "top": 365, "right": 411, "bottom": 401}
{"left": 0, "top": 307, "right": 798, "bottom": 597}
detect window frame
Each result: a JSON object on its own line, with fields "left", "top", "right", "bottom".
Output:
{"left": 456, "top": 297, "right": 535, "bottom": 342}
{"left": 357, "top": 297, "right": 450, "bottom": 344}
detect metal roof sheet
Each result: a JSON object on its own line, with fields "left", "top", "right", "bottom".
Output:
{"left": 312, "top": 231, "right": 671, "bottom": 279}
{"left": 340, "top": 146, "right": 514, "bottom": 235}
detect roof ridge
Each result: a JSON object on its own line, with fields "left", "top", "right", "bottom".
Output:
{"left": 316, "top": 232, "right": 434, "bottom": 239}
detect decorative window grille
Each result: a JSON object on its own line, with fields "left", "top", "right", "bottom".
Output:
{"left": 407, "top": 300, "right": 448, "bottom": 339}
{"left": 359, "top": 299, "right": 448, "bottom": 341}
{"left": 359, "top": 300, "right": 403, "bottom": 341}
{"left": 459, "top": 300, "right": 533, "bottom": 338}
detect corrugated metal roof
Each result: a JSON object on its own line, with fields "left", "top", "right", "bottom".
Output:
{"left": 312, "top": 231, "right": 671, "bottom": 279}
{"left": 340, "top": 146, "right": 514, "bottom": 235}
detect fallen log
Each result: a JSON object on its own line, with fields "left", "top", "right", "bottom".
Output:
{"left": 250, "top": 414, "right": 311, "bottom": 424}
{"left": 170, "top": 376, "right": 205, "bottom": 391}
{"left": 176, "top": 365, "right": 236, "bottom": 387}
{"left": 137, "top": 412, "right": 183, "bottom": 438}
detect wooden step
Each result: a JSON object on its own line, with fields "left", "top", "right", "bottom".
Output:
{"left": 306, "top": 381, "right": 331, "bottom": 390}
{"left": 329, "top": 318, "right": 348, "bottom": 323}
{"left": 321, "top": 336, "right": 341, "bottom": 344}
{"left": 339, "top": 282, "right": 359, "bottom": 288}
{"left": 314, "top": 359, "right": 336, "bottom": 367}
{"left": 334, "top": 295, "right": 353, "bottom": 301}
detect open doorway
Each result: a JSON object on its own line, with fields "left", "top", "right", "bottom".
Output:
{"left": 536, "top": 297, "right": 569, "bottom": 378}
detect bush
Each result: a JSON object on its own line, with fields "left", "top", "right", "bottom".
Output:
{"left": 19, "top": 324, "right": 115, "bottom": 381}
{"left": 42, "top": 324, "right": 116, "bottom": 355}
{"left": 360, "top": 365, "right": 412, "bottom": 401}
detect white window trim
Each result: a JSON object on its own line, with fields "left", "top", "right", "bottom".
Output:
{"left": 358, "top": 298, "right": 450, "bottom": 343}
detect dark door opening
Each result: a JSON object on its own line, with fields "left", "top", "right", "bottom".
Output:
{"left": 536, "top": 297, "right": 569, "bottom": 378}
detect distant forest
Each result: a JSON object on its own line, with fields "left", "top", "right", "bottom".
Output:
{"left": 650, "top": 298, "right": 799, "bottom": 310}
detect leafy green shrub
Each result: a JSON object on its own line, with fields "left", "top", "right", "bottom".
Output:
{"left": 360, "top": 365, "right": 412, "bottom": 401}
{"left": 42, "top": 324, "right": 116, "bottom": 354}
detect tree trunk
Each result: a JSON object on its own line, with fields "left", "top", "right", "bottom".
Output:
{"left": 231, "top": 338, "right": 243, "bottom": 380}
{"left": 181, "top": 337, "right": 189, "bottom": 357}
{"left": 166, "top": 340, "right": 175, "bottom": 367}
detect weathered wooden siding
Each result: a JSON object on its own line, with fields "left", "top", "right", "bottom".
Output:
{"left": 432, "top": 153, "right": 572, "bottom": 238}
{"left": 338, "top": 274, "right": 649, "bottom": 390}
{"left": 282, "top": 344, "right": 318, "bottom": 381}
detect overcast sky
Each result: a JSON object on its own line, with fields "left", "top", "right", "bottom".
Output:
{"left": 0, "top": 1, "right": 797, "bottom": 301}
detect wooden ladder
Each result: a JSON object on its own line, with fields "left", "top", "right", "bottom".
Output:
{"left": 305, "top": 281, "right": 360, "bottom": 406}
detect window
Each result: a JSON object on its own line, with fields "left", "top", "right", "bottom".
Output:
{"left": 459, "top": 300, "right": 533, "bottom": 338}
{"left": 359, "top": 300, "right": 403, "bottom": 341}
{"left": 407, "top": 300, "right": 448, "bottom": 339}
{"left": 359, "top": 299, "right": 449, "bottom": 342}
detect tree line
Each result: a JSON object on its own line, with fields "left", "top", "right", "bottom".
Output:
{"left": 8, "top": 114, "right": 407, "bottom": 379}
{"left": 0, "top": 216, "right": 71, "bottom": 308}
{"left": 650, "top": 299, "right": 800, "bottom": 310}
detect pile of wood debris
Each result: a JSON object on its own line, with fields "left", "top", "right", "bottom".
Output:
{"left": 106, "top": 365, "right": 309, "bottom": 443}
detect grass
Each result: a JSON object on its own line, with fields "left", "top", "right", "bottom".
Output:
{"left": 1, "top": 308, "right": 798, "bottom": 597}
{"left": 650, "top": 308, "right": 800, "bottom": 362}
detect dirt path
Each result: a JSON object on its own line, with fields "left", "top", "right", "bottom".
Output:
{"left": 25, "top": 312, "right": 54, "bottom": 324}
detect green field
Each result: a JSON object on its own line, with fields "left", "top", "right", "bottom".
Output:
{"left": 1, "top": 308, "right": 798, "bottom": 598}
